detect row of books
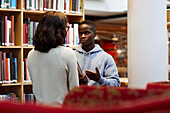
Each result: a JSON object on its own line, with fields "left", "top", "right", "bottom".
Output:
{"left": 23, "top": 18, "right": 39, "bottom": 46}
{"left": 0, "top": 93, "right": 18, "bottom": 102}
{"left": 0, "top": 15, "right": 15, "bottom": 46}
{"left": 23, "top": 18, "right": 79, "bottom": 46}
{"left": 0, "top": 0, "right": 17, "bottom": 9}
{"left": 23, "top": 0, "right": 82, "bottom": 14}
{"left": 0, "top": 52, "right": 17, "bottom": 84}
{"left": 65, "top": 23, "right": 79, "bottom": 46}
{"left": 23, "top": 59, "right": 31, "bottom": 83}
{"left": 24, "top": 93, "right": 36, "bottom": 104}
{"left": 0, "top": 52, "right": 32, "bottom": 84}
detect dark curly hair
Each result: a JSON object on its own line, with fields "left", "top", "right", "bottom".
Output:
{"left": 33, "top": 11, "right": 67, "bottom": 53}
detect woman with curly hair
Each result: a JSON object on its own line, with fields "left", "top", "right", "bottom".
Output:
{"left": 27, "top": 11, "right": 79, "bottom": 107}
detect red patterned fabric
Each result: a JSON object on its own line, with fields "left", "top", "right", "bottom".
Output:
{"left": 63, "top": 85, "right": 170, "bottom": 112}
{"left": 147, "top": 81, "right": 170, "bottom": 90}
{"left": 1, "top": 85, "right": 170, "bottom": 113}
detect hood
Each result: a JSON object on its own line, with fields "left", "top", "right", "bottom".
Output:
{"left": 75, "top": 44, "right": 103, "bottom": 54}
{"left": 75, "top": 44, "right": 104, "bottom": 76}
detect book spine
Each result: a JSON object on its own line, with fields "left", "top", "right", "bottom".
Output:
{"left": 1, "top": 0, "right": 4, "bottom": 8}
{"left": 69, "top": 24, "right": 73, "bottom": 45}
{"left": 0, "top": 51, "right": 2, "bottom": 84}
{"left": 8, "top": 18, "right": 11, "bottom": 46}
{"left": 10, "top": 15, "right": 14, "bottom": 46}
{"left": 72, "top": 0, "right": 76, "bottom": 12}
{"left": 6, "top": 52, "right": 13, "bottom": 83}
{"left": 66, "top": 22, "right": 70, "bottom": 44}
{"left": 3, "top": 52, "right": 6, "bottom": 82}
{"left": 13, "top": 58, "right": 17, "bottom": 82}
{"left": 43, "top": 0, "right": 47, "bottom": 10}
{"left": 6, "top": 58, "right": 9, "bottom": 82}
{"left": 73, "top": 23, "right": 79, "bottom": 45}
{"left": 66, "top": 0, "right": 69, "bottom": 13}
{"left": 6, "top": 19, "right": 9, "bottom": 46}
{"left": 23, "top": 23, "right": 26, "bottom": 46}
{"left": 0, "top": 19, "right": 2, "bottom": 46}
{"left": 23, "top": 0, "right": 25, "bottom": 9}
{"left": 4, "top": 16, "right": 7, "bottom": 46}
{"left": 69, "top": 0, "right": 72, "bottom": 13}
{"left": 1, "top": 17, "right": 5, "bottom": 46}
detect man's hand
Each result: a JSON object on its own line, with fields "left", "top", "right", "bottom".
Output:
{"left": 85, "top": 67, "right": 101, "bottom": 82}
{"left": 79, "top": 73, "right": 88, "bottom": 85}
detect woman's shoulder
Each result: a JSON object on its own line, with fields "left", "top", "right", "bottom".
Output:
{"left": 52, "top": 46, "right": 75, "bottom": 55}
{"left": 27, "top": 49, "right": 35, "bottom": 57}
{"left": 59, "top": 46, "right": 74, "bottom": 53}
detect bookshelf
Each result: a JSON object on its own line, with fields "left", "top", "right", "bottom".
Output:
{"left": 0, "top": 0, "right": 84, "bottom": 103}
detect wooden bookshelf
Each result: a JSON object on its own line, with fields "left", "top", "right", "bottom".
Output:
{"left": 0, "top": 0, "right": 84, "bottom": 103}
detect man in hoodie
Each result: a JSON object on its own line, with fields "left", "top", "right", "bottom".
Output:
{"left": 75, "top": 20, "right": 120, "bottom": 86}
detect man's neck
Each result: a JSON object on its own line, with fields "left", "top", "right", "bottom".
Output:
{"left": 82, "top": 44, "right": 95, "bottom": 52}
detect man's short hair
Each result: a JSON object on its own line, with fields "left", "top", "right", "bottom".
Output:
{"left": 79, "top": 20, "right": 96, "bottom": 33}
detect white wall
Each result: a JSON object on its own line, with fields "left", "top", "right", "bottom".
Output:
{"left": 85, "top": 0, "right": 128, "bottom": 12}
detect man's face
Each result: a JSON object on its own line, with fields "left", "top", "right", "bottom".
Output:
{"left": 78, "top": 24, "right": 96, "bottom": 46}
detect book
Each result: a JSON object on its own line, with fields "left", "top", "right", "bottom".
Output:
{"left": 73, "top": 23, "right": 79, "bottom": 45}
{"left": 69, "top": 24, "right": 73, "bottom": 45}
{"left": 0, "top": 51, "right": 2, "bottom": 84}
{"left": 66, "top": 22, "right": 70, "bottom": 44}
{"left": 2, "top": 52, "right": 6, "bottom": 83}
{"left": 6, "top": 52, "right": 13, "bottom": 83}
{"left": 7, "top": 16, "right": 11, "bottom": 46}
{"left": 72, "top": 0, "right": 76, "bottom": 12}
{"left": 10, "top": 15, "right": 14, "bottom": 46}
{"left": 23, "top": 0, "right": 25, "bottom": 9}
{"left": 65, "top": 0, "right": 69, "bottom": 13}
{"left": 4, "top": 16, "right": 7, "bottom": 46}
{"left": 23, "top": 59, "right": 27, "bottom": 82}
{"left": 24, "top": 18, "right": 29, "bottom": 46}
{"left": 6, "top": 58, "right": 10, "bottom": 83}
{"left": 69, "top": 0, "right": 72, "bottom": 13}
{"left": 23, "top": 22, "right": 26, "bottom": 46}
{"left": 0, "top": 16, "right": 5, "bottom": 46}
{"left": 12, "top": 58, "right": 17, "bottom": 83}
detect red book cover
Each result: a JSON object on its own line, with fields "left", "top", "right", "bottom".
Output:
{"left": 4, "top": 16, "right": 7, "bottom": 46}
{"left": 0, "top": 51, "right": 2, "bottom": 84}
{"left": 10, "top": 15, "right": 14, "bottom": 46}
{"left": 3, "top": 52, "right": 6, "bottom": 81}
{"left": 23, "top": 0, "right": 25, "bottom": 9}
{"left": 6, "top": 58, "right": 9, "bottom": 81}
{"left": 66, "top": 22, "right": 70, "bottom": 44}
{"left": 43, "top": 0, "right": 47, "bottom": 10}
{"left": 23, "top": 23, "right": 26, "bottom": 46}
{"left": 64, "top": 0, "right": 66, "bottom": 12}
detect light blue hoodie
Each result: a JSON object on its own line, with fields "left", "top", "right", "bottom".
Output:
{"left": 75, "top": 44, "right": 120, "bottom": 86}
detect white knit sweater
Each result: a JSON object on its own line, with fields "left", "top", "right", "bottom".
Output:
{"left": 27, "top": 46, "right": 79, "bottom": 105}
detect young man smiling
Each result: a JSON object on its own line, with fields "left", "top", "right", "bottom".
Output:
{"left": 75, "top": 20, "right": 120, "bottom": 86}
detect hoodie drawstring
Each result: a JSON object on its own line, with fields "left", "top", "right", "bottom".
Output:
{"left": 83, "top": 52, "right": 91, "bottom": 74}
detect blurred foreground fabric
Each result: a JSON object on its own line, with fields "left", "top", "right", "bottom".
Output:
{"left": 147, "top": 81, "right": 170, "bottom": 90}
{"left": 63, "top": 85, "right": 170, "bottom": 112}
{"left": 1, "top": 85, "right": 170, "bottom": 113}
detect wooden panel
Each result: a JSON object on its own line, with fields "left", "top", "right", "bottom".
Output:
{"left": 167, "top": 9, "right": 170, "bottom": 22}
{"left": 95, "top": 22, "right": 127, "bottom": 34}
